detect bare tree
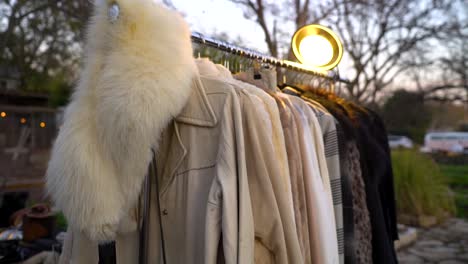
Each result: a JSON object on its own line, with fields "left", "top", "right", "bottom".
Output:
{"left": 228, "top": 0, "right": 336, "bottom": 58}
{"left": 423, "top": 26, "right": 467, "bottom": 103}
{"left": 229, "top": 0, "right": 466, "bottom": 104}
{"left": 333, "top": 0, "right": 464, "bottom": 103}
{"left": 413, "top": 44, "right": 468, "bottom": 104}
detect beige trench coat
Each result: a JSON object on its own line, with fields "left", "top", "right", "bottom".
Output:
{"left": 59, "top": 74, "right": 255, "bottom": 264}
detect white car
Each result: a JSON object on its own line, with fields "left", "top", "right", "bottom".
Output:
{"left": 388, "top": 135, "right": 414, "bottom": 149}
{"left": 423, "top": 132, "right": 468, "bottom": 153}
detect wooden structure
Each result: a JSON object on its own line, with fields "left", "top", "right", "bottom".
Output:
{"left": 0, "top": 91, "right": 57, "bottom": 155}
{"left": 0, "top": 104, "right": 57, "bottom": 150}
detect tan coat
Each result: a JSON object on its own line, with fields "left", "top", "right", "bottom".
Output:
{"left": 196, "top": 59, "right": 303, "bottom": 264}
{"left": 59, "top": 74, "right": 255, "bottom": 264}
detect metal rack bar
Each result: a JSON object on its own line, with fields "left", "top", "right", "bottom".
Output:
{"left": 191, "top": 32, "right": 350, "bottom": 84}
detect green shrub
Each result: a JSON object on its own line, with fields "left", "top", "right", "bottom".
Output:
{"left": 392, "top": 149, "right": 456, "bottom": 219}
{"left": 440, "top": 165, "right": 468, "bottom": 218}
{"left": 55, "top": 211, "right": 68, "bottom": 231}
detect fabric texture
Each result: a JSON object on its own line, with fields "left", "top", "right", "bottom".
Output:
{"left": 198, "top": 60, "right": 303, "bottom": 264}
{"left": 358, "top": 110, "right": 398, "bottom": 264}
{"left": 296, "top": 87, "right": 399, "bottom": 264}
{"left": 282, "top": 94, "right": 339, "bottom": 264}
{"left": 46, "top": 0, "right": 196, "bottom": 243}
{"left": 233, "top": 76, "right": 304, "bottom": 264}
{"left": 303, "top": 99, "right": 345, "bottom": 263}
{"left": 369, "top": 109, "right": 399, "bottom": 242}
{"left": 335, "top": 122, "right": 357, "bottom": 264}
{"left": 292, "top": 88, "right": 358, "bottom": 264}
{"left": 341, "top": 108, "right": 397, "bottom": 264}
{"left": 149, "top": 75, "right": 254, "bottom": 264}
{"left": 271, "top": 94, "right": 312, "bottom": 263}
{"left": 347, "top": 141, "right": 373, "bottom": 264}
{"left": 237, "top": 91, "right": 289, "bottom": 264}
{"left": 196, "top": 59, "right": 288, "bottom": 263}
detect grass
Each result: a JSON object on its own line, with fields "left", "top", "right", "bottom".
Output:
{"left": 392, "top": 149, "right": 456, "bottom": 220}
{"left": 440, "top": 165, "right": 468, "bottom": 218}
{"left": 440, "top": 165, "right": 468, "bottom": 186}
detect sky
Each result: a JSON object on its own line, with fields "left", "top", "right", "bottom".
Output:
{"left": 171, "top": 0, "right": 270, "bottom": 53}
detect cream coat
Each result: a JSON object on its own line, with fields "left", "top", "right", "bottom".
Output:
{"left": 148, "top": 75, "right": 254, "bottom": 264}
{"left": 59, "top": 74, "right": 255, "bottom": 264}
{"left": 196, "top": 60, "right": 303, "bottom": 264}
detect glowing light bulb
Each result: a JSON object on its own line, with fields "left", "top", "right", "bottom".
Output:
{"left": 0, "top": 112, "right": 6, "bottom": 118}
{"left": 298, "top": 35, "right": 334, "bottom": 67}
{"left": 20, "top": 118, "right": 27, "bottom": 124}
{"left": 40, "top": 122, "right": 46, "bottom": 128}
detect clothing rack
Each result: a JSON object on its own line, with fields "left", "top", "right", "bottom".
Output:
{"left": 191, "top": 32, "right": 350, "bottom": 84}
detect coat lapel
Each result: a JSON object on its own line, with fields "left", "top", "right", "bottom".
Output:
{"left": 159, "top": 75, "right": 218, "bottom": 194}
{"left": 175, "top": 76, "right": 217, "bottom": 128}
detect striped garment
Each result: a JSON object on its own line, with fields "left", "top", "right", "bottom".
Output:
{"left": 303, "top": 99, "right": 345, "bottom": 264}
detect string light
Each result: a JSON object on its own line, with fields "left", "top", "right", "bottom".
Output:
{"left": 1, "top": 112, "right": 6, "bottom": 118}
{"left": 20, "top": 118, "right": 27, "bottom": 124}
{"left": 40, "top": 122, "right": 46, "bottom": 128}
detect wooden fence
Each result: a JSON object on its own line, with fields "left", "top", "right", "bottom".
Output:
{"left": 0, "top": 105, "right": 57, "bottom": 150}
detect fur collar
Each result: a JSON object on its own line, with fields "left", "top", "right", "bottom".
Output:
{"left": 46, "top": 0, "right": 196, "bottom": 242}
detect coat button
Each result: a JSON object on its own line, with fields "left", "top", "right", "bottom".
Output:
{"left": 162, "top": 209, "right": 168, "bottom": 216}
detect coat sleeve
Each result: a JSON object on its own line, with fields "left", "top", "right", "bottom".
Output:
{"left": 205, "top": 89, "right": 254, "bottom": 264}
{"left": 233, "top": 91, "right": 255, "bottom": 264}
